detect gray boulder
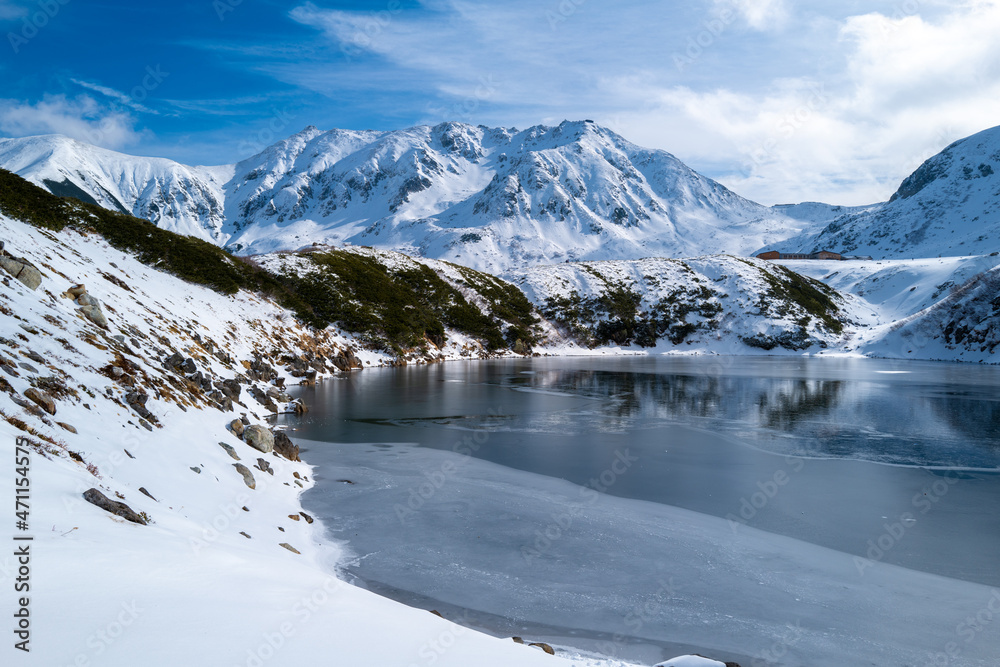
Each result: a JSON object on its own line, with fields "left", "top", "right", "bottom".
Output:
{"left": 82, "top": 488, "right": 147, "bottom": 525}
{"left": 233, "top": 463, "right": 256, "bottom": 489}
{"left": 273, "top": 431, "right": 300, "bottom": 462}
{"left": 24, "top": 387, "right": 55, "bottom": 415}
{"left": 243, "top": 425, "right": 274, "bottom": 453}
{"left": 0, "top": 256, "right": 42, "bottom": 290}
{"left": 80, "top": 304, "right": 109, "bottom": 329}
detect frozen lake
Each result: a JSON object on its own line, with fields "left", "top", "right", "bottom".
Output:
{"left": 282, "top": 357, "right": 1000, "bottom": 666}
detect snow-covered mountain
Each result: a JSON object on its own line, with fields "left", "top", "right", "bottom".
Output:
{"left": 778, "top": 125, "right": 1000, "bottom": 258}
{"left": 0, "top": 134, "right": 232, "bottom": 242}
{"left": 0, "top": 122, "right": 822, "bottom": 272}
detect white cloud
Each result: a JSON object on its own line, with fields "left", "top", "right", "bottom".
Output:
{"left": 716, "top": 0, "right": 790, "bottom": 31}
{"left": 0, "top": 95, "right": 143, "bottom": 149}
{"left": 277, "top": 2, "right": 1000, "bottom": 204}
{"left": 70, "top": 79, "right": 159, "bottom": 115}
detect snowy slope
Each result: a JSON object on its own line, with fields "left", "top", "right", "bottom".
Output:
{"left": 0, "top": 122, "right": 824, "bottom": 272}
{"left": 0, "top": 135, "right": 231, "bottom": 242}
{"left": 509, "top": 255, "right": 878, "bottom": 354}
{"left": 0, "top": 212, "right": 650, "bottom": 667}
{"left": 778, "top": 124, "right": 1000, "bottom": 258}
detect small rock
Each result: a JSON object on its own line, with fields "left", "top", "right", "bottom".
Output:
{"left": 300, "top": 512, "right": 314, "bottom": 524}
{"left": 279, "top": 543, "right": 300, "bottom": 554}
{"left": 243, "top": 425, "right": 274, "bottom": 453}
{"left": 288, "top": 514, "right": 300, "bottom": 521}
{"left": 239, "top": 531, "right": 251, "bottom": 539}
{"left": 139, "top": 419, "right": 153, "bottom": 431}
{"left": 67, "top": 284, "right": 87, "bottom": 298}
{"left": 512, "top": 637, "right": 524, "bottom": 644}
{"left": 429, "top": 610, "right": 444, "bottom": 618}
{"left": 138, "top": 487, "right": 157, "bottom": 501}
{"left": 24, "top": 350, "right": 45, "bottom": 364}
{"left": 256, "top": 457, "right": 273, "bottom": 475}
{"left": 56, "top": 422, "right": 77, "bottom": 433}
{"left": 82, "top": 488, "right": 147, "bottom": 525}
{"left": 229, "top": 419, "right": 245, "bottom": 437}
{"left": 190, "top": 466, "right": 202, "bottom": 474}
{"left": 18, "top": 362, "right": 39, "bottom": 374}
{"left": 180, "top": 357, "right": 197, "bottom": 374}
{"left": 218, "top": 442, "right": 240, "bottom": 460}
{"left": 234, "top": 463, "right": 256, "bottom": 489}
{"left": 529, "top": 642, "right": 555, "bottom": 655}
{"left": 24, "top": 387, "right": 56, "bottom": 415}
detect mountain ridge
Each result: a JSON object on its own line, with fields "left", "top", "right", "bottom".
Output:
{"left": 0, "top": 121, "right": 824, "bottom": 272}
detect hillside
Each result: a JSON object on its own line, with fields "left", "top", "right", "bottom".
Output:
{"left": 0, "top": 123, "right": 822, "bottom": 272}
{"left": 511, "top": 256, "right": 876, "bottom": 353}
{"left": 0, "top": 175, "right": 649, "bottom": 666}
{"left": 778, "top": 125, "right": 1000, "bottom": 258}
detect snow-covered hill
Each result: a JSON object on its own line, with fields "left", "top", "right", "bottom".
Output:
{"left": 778, "top": 125, "right": 1000, "bottom": 258}
{"left": 0, "top": 122, "right": 823, "bottom": 272}
{"left": 0, "top": 208, "right": 651, "bottom": 667}
{"left": 0, "top": 135, "right": 231, "bottom": 242}
{"left": 510, "top": 255, "right": 877, "bottom": 354}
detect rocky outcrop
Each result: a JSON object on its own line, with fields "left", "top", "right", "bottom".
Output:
{"left": 82, "top": 488, "right": 147, "bottom": 525}
{"left": 243, "top": 425, "right": 274, "bottom": 453}
{"left": 0, "top": 251, "right": 42, "bottom": 290}
{"left": 67, "top": 284, "right": 110, "bottom": 329}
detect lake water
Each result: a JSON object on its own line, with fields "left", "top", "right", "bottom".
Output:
{"left": 281, "top": 356, "right": 1000, "bottom": 666}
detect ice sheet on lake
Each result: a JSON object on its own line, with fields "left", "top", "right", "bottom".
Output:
{"left": 303, "top": 439, "right": 1000, "bottom": 667}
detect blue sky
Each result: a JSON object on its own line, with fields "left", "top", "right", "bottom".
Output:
{"left": 2, "top": 0, "right": 1000, "bottom": 205}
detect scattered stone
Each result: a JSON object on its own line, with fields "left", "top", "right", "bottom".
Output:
{"left": 256, "top": 457, "right": 273, "bottom": 475}
{"left": 179, "top": 357, "right": 197, "bottom": 374}
{"left": 272, "top": 430, "right": 300, "bottom": 461}
{"left": 24, "top": 387, "right": 56, "bottom": 415}
{"left": 138, "top": 487, "right": 157, "bottom": 501}
{"left": 190, "top": 466, "right": 202, "bottom": 474}
{"left": 221, "top": 378, "right": 242, "bottom": 401}
{"left": 229, "top": 419, "right": 245, "bottom": 437}
{"left": 242, "top": 506, "right": 249, "bottom": 512}
{"left": 56, "top": 422, "right": 77, "bottom": 433}
{"left": 512, "top": 637, "right": 524, "bottom": 644}
{"left": 279, "top": 542, "right": 300, "bottom": 554}
{"left": 76, "top": 292, "right": 100, "bottom": 307}
{"left": 82, "top": 488, "right": 147, "bottom": 525}
{"left": 24, "top": 350, "right": 45, "bottom": 364}
{"left": 139, "top": 419, "right": 153, "bottom": 431}
{"left": 163, "top": 352, "right": 185, "bottom": 370}
{"left": 80, "top": 304, "right": 109, "bottom": 329}
{"left": 234, "top": 463, "right": 256, "bottom": 489}
{"left": 124, "top": 449, "right": 134, "bottom": 459}
{"left": 18, "top": 362, "right": 39, "bottom": 374}
{"left": 66, "top": 284, "right": 87, "bottom": 298}
{"left": 299, "top": 512, "right": 314, "bottom": 524}
{"left": 239, "top": 531, "right": 251, "bottom": 539}
{"left": 429, "top": 610, "right": 444, "bottom": 618}
{"left": 293, "top": 471, "right": 301, "bottom": 480}
{"left": 0, "top": 256, "right": 42, "bottom": 290}
{"left": 278, "top": 526, "right": 285, "bottom": 532}
{"left": 294, "top": 480, "right": 303, "bottom": 488}
{"left": 288, "top": 514, "right": 300, "bottom": 521}
{"left": 218, "top": 442, "right": 240, "bottom": 460}
{"left": 243, "top": 425, "right": 274, "bottom": 453}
